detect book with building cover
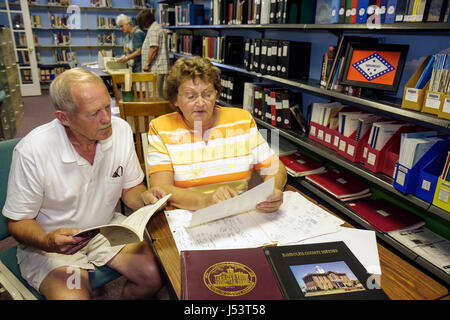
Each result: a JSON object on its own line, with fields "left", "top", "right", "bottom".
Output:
{"left": 264, "top": 241, "right": 389, "bottom": 300}
{"left": 180, "top": 247, "right": 284, "bottom": 300}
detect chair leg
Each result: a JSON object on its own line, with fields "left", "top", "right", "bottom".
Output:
{"left": 0, "top": 262, "right": 38, "bottom": 300}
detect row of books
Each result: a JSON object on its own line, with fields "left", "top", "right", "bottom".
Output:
{"left": 168, "top": 34, "right": 244, "bottom": 66}
{"left": 31, "top": 15, "right": 42, "bottom": 28}
{"left": 53, "top": 49, "right": 77, "bottom": 65}
{"left": 220, "top": 72, "right": 254, "bottom": 104}
{"left": 52, "top": 32, "right": 71, "bottom": 45}
{"left": 97, "top": 33, "right": 116, "bottom": 45}
{"left": 243, "top": 38, "right": 311, "bottom": 80}
{"left": 317, "top": 0, "right": 450, "bottom": 24}
{"left": 97, "top": 17, "right": 116, "bottom": 29}
{"left": 38, "top": 67, "right": 69, "bottom": 82}
{"left": 245, "top": 83, "right": 307, "bottom": 132}
{"left": 174, "top": 3, "right": 205, "bottom": 26}
{"left": 166, "top": 0, "right": 448, "bottom": 27}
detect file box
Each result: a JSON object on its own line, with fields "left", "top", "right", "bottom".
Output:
{"left": 394, "top": 139, "right": 450, "bottom": 195}
{"left": 422, "top": 90, "right": 445, "bottom": 115}
{"left": 401, "top": 56, "right": 432, "bottom": 112}
{"left": 432, "top": 177, "right": 450, "bottom": 212}
{"left": 337, "top": 128, "right": 371, "bottom": 163}
{"left": 437, "top": 95, "right": 450, "bottom": 120}
{"left": 416, "top": 144, "right": 450, "bottom": 203}
{"left": 364, "top": 126, "right": 423, "bottom": 177}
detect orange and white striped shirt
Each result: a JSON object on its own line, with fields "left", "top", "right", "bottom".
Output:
{"left": 147, "top": 106, "right": 279, "bottom": 193}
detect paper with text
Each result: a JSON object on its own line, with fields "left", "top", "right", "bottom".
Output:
{"left": 188, "top": 178, "right": 275, "bottom": 228}
{"left": 165, "top": 191, "right": 345, "bottom": 252}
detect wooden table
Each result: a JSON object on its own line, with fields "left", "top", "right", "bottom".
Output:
{"left": 147, "top": 185, "right": 450, "bottom": 300}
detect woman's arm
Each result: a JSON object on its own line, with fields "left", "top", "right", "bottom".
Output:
{"left": 149, "top": 171, "right": 238, "bottom": 211}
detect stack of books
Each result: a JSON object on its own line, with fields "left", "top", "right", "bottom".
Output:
{"left": 280, "top": 152, "right": 326, "bottom": 177}
{"left": 305, "top": 168, "right": 371, "bottom": 201}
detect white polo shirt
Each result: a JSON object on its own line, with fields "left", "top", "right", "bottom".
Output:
{"left": 3, "top": 117, "right": 144, "bottom": 233}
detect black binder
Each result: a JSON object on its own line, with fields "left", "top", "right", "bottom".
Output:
{"left": 278, "top": 40, "right": 311, "bottom": 80}
{"left": 223, "top": 36, "right": 244, "bottom": 66}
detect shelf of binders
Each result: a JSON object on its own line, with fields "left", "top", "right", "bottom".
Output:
{"left": 289, "top": 177, "right": 450, "bottom": 284}
{"left": 171, "top": 52, "right": 450, "bottom": 133}
{"left": 254, "top": 117, "right": 438, "bottom": 214}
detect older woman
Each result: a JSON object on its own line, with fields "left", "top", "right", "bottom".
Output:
{"left": 116, "top": 14, "right": 145, "bottom": 72}
{"left": 147, "top": 56, "right": 287, "bottom": 212}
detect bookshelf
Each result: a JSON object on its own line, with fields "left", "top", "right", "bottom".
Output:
{"left": 1, "top": 0, "right": 151, "bottom": 90}
{"left": 165, "top": 12, "right": 450, "bottom": 283}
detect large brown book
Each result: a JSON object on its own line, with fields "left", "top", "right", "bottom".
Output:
{"left": 180, "top": 247, "right": 284, "bottom": 300}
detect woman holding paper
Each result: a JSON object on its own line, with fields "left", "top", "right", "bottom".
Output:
{"left": 147, "top": 56, "right": 287, "bottom": 212}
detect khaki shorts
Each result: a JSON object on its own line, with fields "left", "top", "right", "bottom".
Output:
{"left": 17, "top": 224, "right": 126, "bottom": 293}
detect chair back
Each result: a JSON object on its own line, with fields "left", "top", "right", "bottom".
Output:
{"left": 111, "top": 72, "right": 159, "bottom": 119}
{"left": 123, "top": 101, "right": 174, "bottom": 173}
{"left": 0, "top": 138, "right": 21, "bottom": 241}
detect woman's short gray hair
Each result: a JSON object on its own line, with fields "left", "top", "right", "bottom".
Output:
{"left": 116, "top": 14, "right": 131, "bottom": 26}
{"left": 49, "top": 68, "right": 104, "bottom": 114}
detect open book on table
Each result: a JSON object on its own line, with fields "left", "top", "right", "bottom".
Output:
{"left": 75, "top": 194, "right": 171, "bottom": 246}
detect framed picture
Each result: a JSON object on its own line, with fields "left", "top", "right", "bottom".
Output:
{"left": 340, "top": 43, "right": 409, "bottom": 92}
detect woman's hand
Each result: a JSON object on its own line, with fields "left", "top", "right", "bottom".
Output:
{"left": 256, "top": 188, "right": 283, "bottom": 213}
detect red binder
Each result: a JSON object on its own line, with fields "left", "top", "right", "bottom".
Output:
{"left": 305, "top": 168, "right": 371, "bottom": 201}
{"left": 280, "top": 152, "right": 326, "bottom": 177}
{"left": 345, "top": 199, "right": 425, "bottom": 233}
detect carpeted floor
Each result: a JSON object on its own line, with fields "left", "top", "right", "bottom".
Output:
{"left": 0, "top": 91, "right": 171, "bottom": 300}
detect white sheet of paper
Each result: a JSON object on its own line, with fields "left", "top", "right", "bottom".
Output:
{"left": 188, "top": 178, "right": 274, "bottom": 228}
{"left": 165, "top": 209, "right": 272, "bottom": 252}
{"left": 296, "top": 227, "right": 382, "bottom": 275}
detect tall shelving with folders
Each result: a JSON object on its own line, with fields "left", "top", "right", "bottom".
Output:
{"left": 162, "top": 0, "right": 450, "bottom": 284}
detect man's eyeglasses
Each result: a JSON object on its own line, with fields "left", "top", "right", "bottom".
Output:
{"left": 180, "top": 90, "right": 217, "bottom": 103}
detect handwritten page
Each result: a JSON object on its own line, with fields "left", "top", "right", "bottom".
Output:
{"left": 165, "top": 209, "right": 272, "bottom": 252}
{"left": 165, "top": 191, "right": 345, "bottom": 253}
{"left": 248, "top": 191, "right": 344, "bottom": 245}
{"left": 188, "top": 178, "right": 274, "bottom": 228}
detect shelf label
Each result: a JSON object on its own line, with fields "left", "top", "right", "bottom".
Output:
{"left": 405, "top": 88, "right": 418, "bottom": 102}
{"left": 425, "top": 93, "right": 441, "bottom": 109}
{"left": 421, "top": 179, "right": 431, "bottom": 192}
{"left": 442, "top": 98, "right": 450, "bottom": 114}
{"left": 346, "top": 144, "right": 355, "bottom": 157}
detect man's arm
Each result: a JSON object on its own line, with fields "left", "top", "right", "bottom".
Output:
{"left": 143, "top": 46, "right": 158, "bottom": 71}
{"left": 7, "top": 218, "right": 90, "bottom": 255}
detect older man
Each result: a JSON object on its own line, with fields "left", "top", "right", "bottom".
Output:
{"left": 2, "top": 68, "right": 165, "bottom": 299}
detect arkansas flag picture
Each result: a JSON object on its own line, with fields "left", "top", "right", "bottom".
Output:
{"left": 346, "top": 50, "right": 402, "bottom": 86}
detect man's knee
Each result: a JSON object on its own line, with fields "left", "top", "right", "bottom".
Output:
{"left": 39, "top": 266, "right": 92, "bottom": 300}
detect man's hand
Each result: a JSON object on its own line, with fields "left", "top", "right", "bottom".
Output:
{"left": 256, "top": 188, "right": 283, "bottom": 213}
{"left": 142, "top": 65, "right": 149, "bottom": 72}
{"left": 140, "top": 186, "right": 167, "bottom": 206}
{"left": 45, "top": 228, "right": 95, "bottom": 255}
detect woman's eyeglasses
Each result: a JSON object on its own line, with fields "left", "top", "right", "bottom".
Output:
{"left": 180, "top": 90, "right": 217, "bottom": 103}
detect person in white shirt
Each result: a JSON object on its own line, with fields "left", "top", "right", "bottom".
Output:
{"left": 137, "top": 9, "right": 170, "bottom": 98}
{"left": 2, "top": 68, "right": 167, "bottom": 300}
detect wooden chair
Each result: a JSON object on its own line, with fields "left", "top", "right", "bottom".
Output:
{"left": 111, "top": 72, "right": 174, "bottom": 176}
